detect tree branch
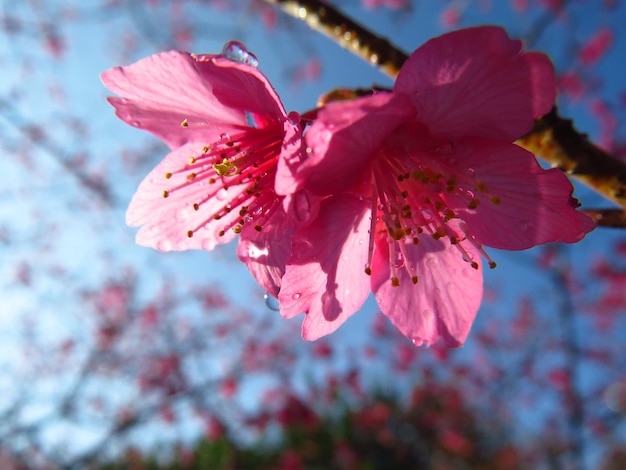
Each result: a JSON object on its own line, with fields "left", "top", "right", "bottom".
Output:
{"left": 262, "top": 0, "right": 408, "bottom": 77}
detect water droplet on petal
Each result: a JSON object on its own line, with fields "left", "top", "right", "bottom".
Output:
{"left": 221, "top": 40, "right": 258, "bottom": 67}
{"left": 412, "top": 336, "right": 430, "bottom": 348}
{"left": 292, "top": 293, "right": 301, "bottom": 300}
{"left": 465, "top": 168, "right": 476, "bottom": 177}
{"left": 216, "top": 188, "right": 228, "bottom": 201}
{"left": 287, "top": 111, "right": 300, "bottom": 125}
{"left": 264, "top": 293, "right": 280, "bottom": 311}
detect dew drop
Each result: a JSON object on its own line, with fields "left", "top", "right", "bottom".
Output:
{"left": 358, "top": 239, "right": 364, "bottom": 245}
{"left": 216, "top": 188, "right": 228, "bottom": 201}
{"left": 287, "top": 111, "right": 301, "bottom": 125}
{"left": 465, "top": 168, "right": 476, "bottom": 177}
{"left": 264, "top": 293, "right": 280, "bottom": 311}
{"left": 221, "top": 40, "right": 259, "bottom": 67}
{"left": 425, "top": 256, "right": 439, "bottom": 268}
{"left": 292, "top": 293, "right": 301, "bottom": 300}
{"left": 412, "top": 337, "right": 430, "bottom": 348}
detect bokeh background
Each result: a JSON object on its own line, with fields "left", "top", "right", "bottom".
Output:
{"left": 1, "top": 1, "right": 625, "bottom": 468}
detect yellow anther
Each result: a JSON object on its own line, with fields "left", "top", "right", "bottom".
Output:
{"left": 193, "top": 203, "right": 199, "bottom": 211}
{"left": 186, "top": 173, "right": 196, "bottom": 181}
{"left": 187, "top": 230, "right": 193, "bottom": 238}
{"left": 202, "top": 146, "right": 209, "bottom": 153}
{"left": 475, "top": 182, "right": 488, "bottom": 192}
{"left": 164, "top": 172, "right": 172, "bottom": 179}
{"left": 232, "top": 225, "right": 243, "bottom": 234}
{"left": 181, "top": 119, "right": 188, "bottom": 127}
{"left": 391, "top": 277, "right": 400, "bottom": 287}
{"left": 364, "top": 266, "right": 372, "bottom": 275}
{"left": 411, "top": 275, "right": 419, "bottom": 285}
{"left": 471, "top": 261, "right": 479, "bottom": 270}
{"left": 189, "top": 156, "right": 196, "bottom": 164}
{"left": 489, "top": 261, "right": 497, "bottom": 269}
{"left": 254, "top": 225, "right": 262, "bottom": 232}
{"left": 432, "top": 227, "right": 446, "bottom": 240}
{"left": 162, "top": 190, "right": 169, "bottom": 198}
{"left": 213, "top": 158, "right": 239, "bottom": 177}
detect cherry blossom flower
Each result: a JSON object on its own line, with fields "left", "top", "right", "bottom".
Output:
{"left": 276, "top": 27, "right": 595, "bottom": 347}
{"left": 102, "top": 45, "right": 310, "bottom": 296}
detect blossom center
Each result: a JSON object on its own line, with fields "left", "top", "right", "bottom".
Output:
{"left": 366, "top": 137, "right": 497, "bottom": 286}
{"left": 160, "top": 122, "right": 284, "bottom": 239}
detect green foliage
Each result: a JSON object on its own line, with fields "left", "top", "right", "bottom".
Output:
{"left": 94, "top": 384, "right": 528, "bottom": 470}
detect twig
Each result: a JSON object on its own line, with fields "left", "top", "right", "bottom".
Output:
{"left": 262, "top": 0, "right": 408, "bottom": 77}
{"left": 517, "top": 108, "right": 626, "bottom": 210}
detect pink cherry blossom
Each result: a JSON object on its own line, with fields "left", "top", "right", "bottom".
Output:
{"left": 102, "top": 47, "right": 309, "bottom": 296}
{"left": 276, "top": 27, "right": 595, "bottom": 347}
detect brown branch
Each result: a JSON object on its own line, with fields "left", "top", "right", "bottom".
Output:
{"left": 516, "top": 108, "right": 626, "bottom": 209}
{"left": 582, "top": 209, "right": 626, "bottom": 228}
{"left": 262, "top": 0, "right": 408, "bottom": 78}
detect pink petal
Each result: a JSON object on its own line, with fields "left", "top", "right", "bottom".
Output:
{"left": 102, "top": 51, "right": 246, "bottom": 148}
{"left": 237, "top": 207, "right": 294, "bottom": 297}
{"left": 371, "top": 232, "right": 483, "bottom": 347}
{"left": 194, "top": 56, "right": 286, "bottom": 123}
{"left": 289, "top": 92, "right": 413, "bottom": 196}
{"left": 127, "top": 142, "right": 251, "bottom": 251}
{"left": 275, "top": 118, "right": 307, "bottom": 196}
{"left": 442, "top": 137, "right": 595, "bottom": 249}
{"left": 395, "top": 26, "right": 555, "bottom": 141}
{"left": 278, "top": 195, "right": 372, "bottom": 340}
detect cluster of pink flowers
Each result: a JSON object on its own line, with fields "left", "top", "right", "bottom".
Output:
{"left": 102, "top": 28, "right": 594, "bottom": 347}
